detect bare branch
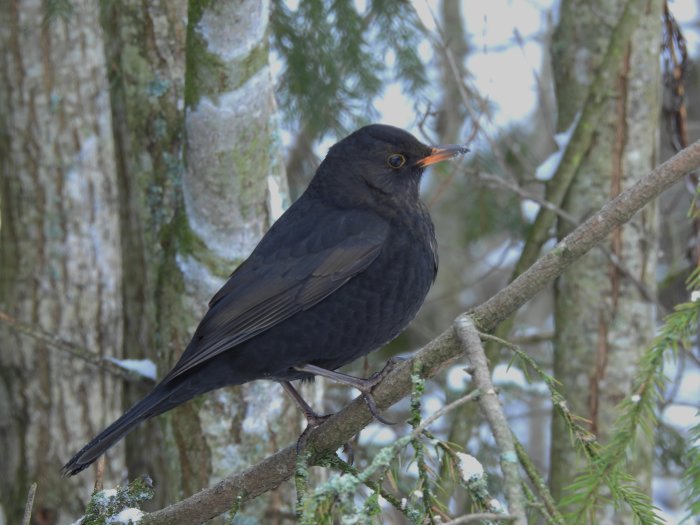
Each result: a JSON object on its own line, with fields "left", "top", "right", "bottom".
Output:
{"left": 0, "top": 311, "right": 149, "bottom": 382}
{"left": 454, "top": 315, "right": 527, "bottom": 525}
{"left": 21, "top": 482, "right": 37, "bottom": 525}
{"left": 443, "top": 512, "right": 517, "bottom": 525}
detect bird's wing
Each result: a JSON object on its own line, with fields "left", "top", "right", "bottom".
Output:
{"left": 163, "top": 207, "right": 389, "bottom": 381}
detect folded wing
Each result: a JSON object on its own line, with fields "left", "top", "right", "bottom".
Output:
{"left": 164, "top": 207, "right": 390, "bottom": 381}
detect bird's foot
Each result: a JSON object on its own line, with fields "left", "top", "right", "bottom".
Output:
{"left": 281, "top": 380, "right": 335, "bottom": 453}
{"left": 293, "top": 361, "right": 404, "bottom": 425}
{"left": 360, "top": 391, "right": 396, "bottom": 425}
{"left": 358, "top": 357, "right": 405, "bottom": 423}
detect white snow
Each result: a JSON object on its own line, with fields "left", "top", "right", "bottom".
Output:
{"left": 456, "top": 452, "right": 484, "bottom": 482}
{"left": 535, "top": 114, "right": 579, "bottom": 181}
{"left": 106, "top": 358, "right": 157, "bottom": 381}
{"left": 267, "top": 175, "right": 286, "bottom": 221}
{"left": 488, "top": 498, "right": 505, "bottom": 513}
{"left": 107, "top": 508, "right": 143, "bottom": 524}
{"left": 521, "top": 199, "right": 541, "bottom": 223}
{"left": 95, "top": 488, "right": 117, "bottom": 501}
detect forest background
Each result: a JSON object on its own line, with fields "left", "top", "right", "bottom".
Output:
{"left": 2, "top": 0, "right": 700, "bottom": 524}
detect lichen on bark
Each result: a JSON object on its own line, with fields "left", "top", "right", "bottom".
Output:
{"left": 549, "top": 0, "right": 662, "bottom": 520}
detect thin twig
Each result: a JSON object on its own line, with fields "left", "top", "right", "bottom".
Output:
{"left": 94, "top": 456, "right": 105, "bottom": 492}
{"left": 21, "top": 482, "right": 37, "bottom": 525}
{"left": 0, "top": 311, "right": 153, "bottom": 382}
{"left": 513, "top": 440, "right": 565, "bottom": 524}
{"left": 454, "top": 315, "right": 527, "bottom": 525}
{"left": 320, "top": 454, "right": 411, "bottom": 519}
{"left": 477, "top": 172, "right": 663, "bottom": 311}
{"left": 442, "top": 512, "right": 516, "bottom": 525}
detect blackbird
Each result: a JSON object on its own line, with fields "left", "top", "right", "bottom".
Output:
{"left": 62, "top": 124, "right": 467, "bottom": 476}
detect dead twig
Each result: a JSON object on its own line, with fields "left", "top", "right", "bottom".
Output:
{"left": 21, "top": 482, "right": 37, "bottom": 525}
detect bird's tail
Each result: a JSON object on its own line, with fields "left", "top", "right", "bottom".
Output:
{"left": 61, "top": 382, "right": 184, "bottom": 476}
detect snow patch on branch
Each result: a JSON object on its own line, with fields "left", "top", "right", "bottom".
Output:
{"left": 456, "top": 452, "right": 484, "bottom": 482}
{"left": 107, "top": 508, "right": 143, "bottom": 524}
{"left": 535, "top": 113, "right": 580, "bottom": 181}
{"left": 105, "top": 358, "right": 157, "bottom": 381}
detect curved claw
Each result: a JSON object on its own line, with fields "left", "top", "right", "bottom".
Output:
{"left": 342, "top": 442, "right": 355, "bottom": 466}
{"left": 295, "top": 414, "right": 332, "bottom": 454}
{"left": 361, "top": 393, "right": 397, "bottom": 425}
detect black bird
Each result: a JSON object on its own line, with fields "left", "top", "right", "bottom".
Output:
{"left": 62, "top": 124, "right": 467, "bottom": 476}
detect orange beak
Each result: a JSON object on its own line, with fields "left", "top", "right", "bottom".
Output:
{"left": 416, "top": 144, "right": 469, "bottom": 168}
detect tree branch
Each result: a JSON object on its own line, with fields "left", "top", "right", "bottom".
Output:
{"left": 142, "top": 140, "right": 700, "bottom": 525}
{"left": 21, "top": 482, "right": 37, "bottom": 525}
{"left": 443, "top": 513, "right": 516, "bottom": 525}
{"left": 454, "top": 315, "right": 527, "bottom": 525}
{"left": 0, "top": 311, "right": 150, "bottom": 382}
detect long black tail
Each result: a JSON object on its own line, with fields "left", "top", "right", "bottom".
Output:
{"left": 61, "top": 382, "right": 186, "bottom": 476}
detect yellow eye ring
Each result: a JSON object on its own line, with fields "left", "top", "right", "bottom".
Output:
{"left": 387, "top": 154, "right": 406, "bottom": 169}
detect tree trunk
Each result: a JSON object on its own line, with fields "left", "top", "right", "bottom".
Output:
{"left": 0, "top": 2, "right": 124, "bottom": 523}
{"left": 99, "top": 0, "right": 188, "bottom": 508}
{"left": 549, "top": 0, "right": 661, "bottom": 521}
{"left": 170, "top": 0, "right": 298, "bottom": 520}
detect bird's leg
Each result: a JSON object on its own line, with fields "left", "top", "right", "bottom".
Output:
{"left": 281, "top": 381, "right": 330, "bottom": 427}
{"left": 280, "top": 381, "right": 331, "bottom": 453}
{"left": 293, "top": 361, "right": 401, "bottom": 425}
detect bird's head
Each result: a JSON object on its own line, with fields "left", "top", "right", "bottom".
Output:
{"left": 311, "top": 124, "right": 468, "bottom": 206}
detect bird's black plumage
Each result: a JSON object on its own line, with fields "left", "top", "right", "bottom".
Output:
{"left": 62, "top": 124, "right": 467, "bottom": 476}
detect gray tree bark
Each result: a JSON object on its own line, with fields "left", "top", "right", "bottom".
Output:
{"left": 0, "top": 1, "right": 297, "bottom": 523}
{"left": 0, "top": 1, "right": 124, "bottom": 523}
{"left": 174, "top": 0, "right": 298, "bottom": 520}
{"left": 549, "top": 0, "right": 662, "bottom": 521}
{"left": 99, "top": 0, "right": 188, "bottom": 508}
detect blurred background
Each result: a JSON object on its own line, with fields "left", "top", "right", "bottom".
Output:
{"left": 1, "top": 0, "right": 700, "bottom": 523}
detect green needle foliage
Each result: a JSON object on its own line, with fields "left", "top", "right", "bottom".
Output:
{"left": 79, "top": 476, "right": 154, "bottom": 525}
{"left": 293, "top": 368, "right": 497, "bottom": 523}
{"left": 561, "top": 269, "right": 700, "bottom": 523}
{"left": 683, "top": 417, "right": 700, "bottom": 520}
{"left": 271, "top": 0, "right": 428, "bottom": 136}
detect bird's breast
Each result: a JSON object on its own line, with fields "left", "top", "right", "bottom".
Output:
{"left": 315, "top": 210, "right": 437, "bottom": 364}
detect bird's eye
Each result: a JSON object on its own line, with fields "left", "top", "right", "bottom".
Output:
{"left": 387, "top": 154, "right": 406, "bottom": 169}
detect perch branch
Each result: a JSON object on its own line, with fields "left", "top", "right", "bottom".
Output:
{"left": 142, "top": 140, "right": 700, "bottom": 525}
